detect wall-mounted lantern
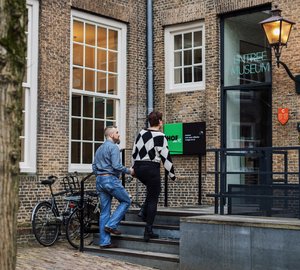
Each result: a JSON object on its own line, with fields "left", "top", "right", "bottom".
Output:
{"left": 259, "top": 7, "right": 300, "bottom": 93}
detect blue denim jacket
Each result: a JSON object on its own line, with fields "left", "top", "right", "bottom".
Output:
{"left": 92, "top": 139, "right": 130, "bottom": 178}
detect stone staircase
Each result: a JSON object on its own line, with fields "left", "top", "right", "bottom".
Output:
{"left": 84, "top": 206, "right": 214, "bottom": 270}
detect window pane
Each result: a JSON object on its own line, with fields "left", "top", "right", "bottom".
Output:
{"left": 108, "top": 29, "right": 118, "bottom": 50}
{"left": 108, "top": 74, "right": 117, "bottom": 95}
{"left": 106, "top": 99, "right": 116, "bottom": 120}
{"left": 194, "top": 31, "right": 202, "bottom": 47}
{"left": 184, "top": 67, "right": 192, "bottom": 83}
{"left": 174, "top": 34, "right": 182, "bottom": 50}
{"left": 194, "top": 48, "right": 202, "bottom": 64}
{"left": 174, "top": 68, "right": 182, "bottom": 84}
{"left": 94, "top": 143, "right": 101, "bottom": 152}
{"left": 21, "top": 138, "right": 24, "bottom": 162}
{"left": 184, "top": 33, "right": 192, "bottom": 48}
{"left": 85, "top": 23, "right": 95, "bottom": 46}
{"left": 71, "top": 142, "right": 81, "bottom": 163}
{"left": 72, "top": 95, "right": 81, "bottom": 116}
{"left": 95, "top": 97, "right": 105, "bottom": 118}
{"left": 73, "top": 44, "right": 83, "bottom": 66}
{"left": 83, "top": 119, "right": 93, "bottom": 140}
{"left": 95, "top": 120, "right": 104, "bottom": 141}
{"left": 73, "top": 67, "right": 83, "bottom": 89}
{"left": 83, "top": 96, "right": 93, "bottom": 117}
{"left": 184, "top": 50, "right": 192, "bottom": 65}
{"left": 194, "top": 66, "right": 203, "bottom": 82}
{"left": 85, "top": 46, "right": 95, "bottom": 68}
{"left": 97, "top": 72, "right": 106, "bottom": 93}
{"left": 82, "top": 143, "right": 92, "bottom": 163}
{"left": 97, "top": 27, "right": 107, "bottom": 48}
{"left": 106, "top": 120, "right": 114, "bottom": 127}
{"left": 85, "top": 69, "right": 95, "bottom": 91}
{"left": 174, "top": 51, "right": 182, "bottom": 67}
{"left": 72, "top": 118, "right": 81, "bottom": 139}
{"left": 73, "top": 21, "right": 83, "bottom": 43}
{"left": 97, "top": 49, "right": 107, "bottom": 70}
{"left": 108, "top": 51, "right": 117, "bottom": 72}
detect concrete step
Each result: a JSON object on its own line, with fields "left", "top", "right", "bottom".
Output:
{"left": 118, "top": 220, "right": 180, "bottom": 239}
{"left": 94, "top": 233, "right": 179, "bottom": 254}
{"left": 85, "top": 245, "right": 179, "bottom": 270}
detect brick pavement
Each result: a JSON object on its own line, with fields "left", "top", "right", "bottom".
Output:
{"left": 16, "top": 242, "right": 155, "bottom": 270}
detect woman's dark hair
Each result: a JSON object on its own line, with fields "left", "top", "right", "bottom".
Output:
{"left": 148, "top": 111, "right": 162, "bottom": 127}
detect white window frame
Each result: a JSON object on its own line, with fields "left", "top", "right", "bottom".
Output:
{"left": 20, "top": 0, "right": 39, "bottom": 173}
{"left": 165, "top": 21, "right": 205, "bottom": 93}
{"left": 69, "top": 10, "right": 127, "bottom": 173}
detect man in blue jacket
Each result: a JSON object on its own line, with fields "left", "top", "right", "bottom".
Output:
{"left": 92, "top": 126, "right": 134, "bottom": 248}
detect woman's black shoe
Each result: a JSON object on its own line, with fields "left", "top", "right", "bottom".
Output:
{"left": 144, "top": 226, "right": 159, "bottom": 242}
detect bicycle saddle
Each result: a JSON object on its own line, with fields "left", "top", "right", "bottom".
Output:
{"left": 41, "top": 175, "right": 57, "bottom": 186}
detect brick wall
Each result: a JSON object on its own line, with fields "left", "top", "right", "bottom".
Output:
{"left": 19, "top": 0, "right": 300, "bottom": 227}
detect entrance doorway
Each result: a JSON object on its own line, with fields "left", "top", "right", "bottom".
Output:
{"left": 221, "top": 7, "right": 272, "bottom": 189}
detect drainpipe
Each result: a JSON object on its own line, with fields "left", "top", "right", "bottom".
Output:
{"left": 146, "top": 0, "right": 153, "bottom": 115}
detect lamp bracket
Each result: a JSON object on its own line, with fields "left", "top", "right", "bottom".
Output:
{"left": 277, "top": 60, "right": 300, "bottom": 93}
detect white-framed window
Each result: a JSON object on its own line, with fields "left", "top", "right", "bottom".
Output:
{"left": 20, "top": 0, "right": 39, "bottom": 173}
{"left": 165, "top": 21, "right": 205, "bottom": 93}
{"left": 70, "top": 10, "right": 127, "bottom": 172}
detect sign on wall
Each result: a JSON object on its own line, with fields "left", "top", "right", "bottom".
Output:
{"left": 164, "top": 122, "right": 206, "bottom": 155}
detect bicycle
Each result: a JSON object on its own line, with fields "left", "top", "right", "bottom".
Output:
{"left": 31, "top": 173, "right": 81, "bottom": 246}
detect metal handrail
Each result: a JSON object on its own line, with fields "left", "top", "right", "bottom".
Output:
{"left": 206, "top": 146, "right": 300, "bottom": 218}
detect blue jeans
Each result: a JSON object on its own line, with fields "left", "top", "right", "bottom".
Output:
{"left": 96, "top": 175, "right": 131, "bottom": 246}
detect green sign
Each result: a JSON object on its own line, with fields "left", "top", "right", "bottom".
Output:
{"left": 164, "top": 122, "right": 206, "bottom": 155}
{"left": 164, "top": 123, "right": 183, "bottom": 155}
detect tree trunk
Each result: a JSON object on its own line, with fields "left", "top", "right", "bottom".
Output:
{"left": 0, "top": 0, "right": 26, "bottom": 269}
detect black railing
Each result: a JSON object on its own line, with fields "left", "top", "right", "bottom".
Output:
{"left": 206, "top": 146, "right": 300, "bottom": 218}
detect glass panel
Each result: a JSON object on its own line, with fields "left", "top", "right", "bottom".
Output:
{"left": 73, "top": 67, "right": 83, "bottom": 89}
{"left": 224, "top": 12, "right": 271, "bottom": 86}
{"left": 82, "top": 143, "right": 93, "bottom": 163}
{"left": 108, "top": 74, "right": 117, "bottom": 95}
{"left": 174, "top": 68, "right": 182, "bottom": 84}
{"left": 83, "top": 119, "right": 93, "bottom": 140}
{"left": 194, "top": 31, "right": 202, "bottom": 47}
{"left": 72, "top": 118, "right": 81, "bottom": 139}
{"left": 184, "top": 50, "right": 192, "bottom": 65}
{"left": 194, "top": 49, "right": 202, "bottom": 64}
{"left": 85, "top": 46, "right": 95, "bottom": 68}
{"left": 106, "top": 120, "right": 114, "bottom": 127}
{"left": 73, "top": 20, "right": 84, "bottom": 43}
{"left": 174, "top": 34, "right": 182, "bottom": 50}
{"left": 97, "top": 72, "right": 106, "bottom": 93}
{"left": 108, "top": 29, "right": 118, "bottom": 50}
{"left": 184, "top": 67, "right": 192, "bottom": 83}
{"left": 73, "top": 44, "right": 83, "bottom": 66}
{"left": 85, "top": 23, "right": 95, "bottom": 46}
{"left": 226, "top": 89, "right": 271, "bottom": 186}
{"left": 194, "top": 66, "right": 203, "bottom": 82}
{"left": 95, "top": 120, "right": 105, "bottom": 141}
{"left": 174, "top": 51, "right": 182, "bottom": 67}
{"left": 184, "top": 32, "right": 192, "bottom": 49}
{"left": 108, "top": 51, "right": 117, "bottom": 72}
{"left": 83, "top": 96, "right": 93, "bottom": 117}
{"left": 94, "top": 143, "right": 102, "bottom": 152}
{"left": 106, "top": 99, "right": 116, "bottom": 120}
{"left": 85, "top": 69, "right": 95, "bottom": 91}
{"left": 97, "top": 49, "right": 107, "bottom": 70}
{"left": 21, "top": 111, "right": 25, "bottom": 136}
{"left": 72, "top": 95, "right": 81, "bottom": 116}
{"left": 71, "top": 142, "right": 81, "bottom": 163}
{"left": 97, "top": 27, "right": 107, "bottom": 48}
{"left": 95, "top": 97, "right": 105, "bottom": 118}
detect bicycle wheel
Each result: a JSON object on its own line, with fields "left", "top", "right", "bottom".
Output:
{"left": 66, "top": 204, "right": 97, "bottom": 249}
{"left": 32, "top": 201, "right": 60, "bottom": 246}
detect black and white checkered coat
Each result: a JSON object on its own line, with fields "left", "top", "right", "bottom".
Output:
{"left": 132, "top": 129, "right": 176, "bottom": 180}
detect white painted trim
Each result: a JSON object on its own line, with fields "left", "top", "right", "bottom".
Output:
{"left": 165, "top": 21, "right": 205, "bottom": 94}
{"left": 69, "top": 10, "right": 127, "bottom": 172}
{"left": 20, "top": 0, "right": 39, "bottom": 173}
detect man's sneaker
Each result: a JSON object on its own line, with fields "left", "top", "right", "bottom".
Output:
{"left": 104, "top": 227, "right": 122, "bottom": 235}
